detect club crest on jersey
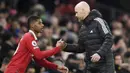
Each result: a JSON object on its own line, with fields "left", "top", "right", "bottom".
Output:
{"left": 32, "top": 41, "right": 37, "bottom": 47}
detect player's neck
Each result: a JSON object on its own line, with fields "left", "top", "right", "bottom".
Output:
{"left": 33, "top": 31, "right": 38, "bottom": 37}
{"left": 30, "top": 29, "right": 38, "bottom": 37}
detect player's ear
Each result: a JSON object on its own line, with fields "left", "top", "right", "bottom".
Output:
{"left": 30, "top": 23, "right": 35, "bottom": 29}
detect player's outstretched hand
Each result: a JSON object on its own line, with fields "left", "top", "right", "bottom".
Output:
{"left": 56, "top": 39, "right": 67, "bottom": 49}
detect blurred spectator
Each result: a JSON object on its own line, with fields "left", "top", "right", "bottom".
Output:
{"left": 0, "top": 25, "right": 4, "bottom": 45}
{"left": 65, "top": 54, "right": 82, "bottom": 73}
{"left": 124, "top": 51, "right": 130, "bottom": 64}
{"left": 112, "top": 21, "right": 124, "bottom": 36}
{"left": 17, "top": 0, "right": 38, "bottom": 14}
{"left": 9, "top": 19, "right": 21, "bottom": 38}
{"left": 114, "top": 54, "right": 130, "bottom": 73}
{"left": 39, "top": 0, "right": 56, "bottom": 14}
{"left": 46, "top": 55, "right": 64, "bottom": 73}
{"left": 0, "top": 9, "right": 8, "bottom": 29}
{"left": 73, "top": 22, "right": 79, "bottom": 34}
{"left": 76, "top": 58, "right": 85, "bottom": 73}
{"left": 0, "top": 32, "right": 16, "bottom": 65}
{"left": 55, "top": 2, "right": 74, "bottom": 16}
{"left": 112, "top": 36, "right": 127, "bottom": 57}
{"left": 40, "top": 67, "right": 49, "bottom": 73}
{"left": 26, "top": 67, "right": 36, "bottom": 73}
{"left": 0, "top": 57, "right": 10, "bottom": 73}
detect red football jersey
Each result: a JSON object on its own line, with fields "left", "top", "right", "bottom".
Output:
{"left": 4, "top": 30, "right": 60, "bottom": 73}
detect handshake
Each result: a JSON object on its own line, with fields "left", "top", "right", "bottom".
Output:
{"left": 55, "top": 39, "right": 68, "bottom": 73}
{"left": 56, "top": 39, "right": 67, "bottom": 50}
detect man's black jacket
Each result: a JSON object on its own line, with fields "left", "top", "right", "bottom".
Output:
{"left": 64, "top": 9, "right": 114, "bottom": 70}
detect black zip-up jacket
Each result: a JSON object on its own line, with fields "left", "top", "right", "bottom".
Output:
{"left": 64, "top": 9, "right": 114, "bottom": 73}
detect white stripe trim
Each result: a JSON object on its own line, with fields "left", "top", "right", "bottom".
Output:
{"left": 94, "top": 18, "right": 108, "bottom": 34}
{"left": 29, "top": 30, "right": 38, "bottom": 40}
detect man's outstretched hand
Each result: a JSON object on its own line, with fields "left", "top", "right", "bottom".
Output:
{"left": 56, "top": 39, "right": 67, "bottom": 50}
{"left": 57, "top": 65, "right": 68, "bottom": 73}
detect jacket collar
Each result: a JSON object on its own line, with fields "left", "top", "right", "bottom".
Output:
{"left": 82, "top": 9, "right": 102, "bottom": 25}
{"left": 29, "top": 30, "right": 38, "bottom": 40}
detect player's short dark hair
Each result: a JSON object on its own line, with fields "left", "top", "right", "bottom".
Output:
{"left": 27, "top": 16, "right": 41, "bottom": 29}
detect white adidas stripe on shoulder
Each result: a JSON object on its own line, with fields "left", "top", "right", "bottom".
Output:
{"left": 94, "top": 17, "right": 109, "bottom": 34}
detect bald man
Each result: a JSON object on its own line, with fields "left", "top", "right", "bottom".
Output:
{"left": 63, "top": 1, "right": 115, "bottom": 73}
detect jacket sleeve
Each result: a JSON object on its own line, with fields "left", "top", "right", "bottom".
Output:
{"left": 25, "top": 37, "right": 61, "bottom": 60}
{"left": 33, "top": 57, "right": 58, "bottom": 70}
{"left": 94, "top": 18, "right": 113, "bottom": 57}
{"left": 63, "top": 41, "right": 85, "bottom": 53}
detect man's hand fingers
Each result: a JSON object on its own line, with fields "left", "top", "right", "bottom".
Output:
{"left": 59, "top": 39, "right": 62, "bottom": 41}
{"left": 91, "top": 53, "right": 101, "bottom": 62}
{"left": 91, "top": 56, "right": 98, "bottom": 62}
{"left": 57, "top": 66, "right": 68, "bottom": 73}
{"left": 58, "top": 40, "right": 64, "bottom": 43}
{"left": 94, "top": 58, "right": 98, "bottom": 62}
{"left": 91, "top": 56, "right": 95, "bottom": 62}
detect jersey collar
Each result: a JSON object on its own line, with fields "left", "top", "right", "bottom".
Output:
{"left": 29, "top": 30, "right": 38, "bottom": 40}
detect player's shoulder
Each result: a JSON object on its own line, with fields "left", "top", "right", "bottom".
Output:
{"left": 22, "top": 32, "right": 34, "bottom": 40}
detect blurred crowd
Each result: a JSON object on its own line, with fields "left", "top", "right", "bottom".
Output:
{"left": 0, "top": 0, "right": 130, "bottom": 73}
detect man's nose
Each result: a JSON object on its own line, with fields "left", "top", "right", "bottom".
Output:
{"left": 75, "top": 14, "right": 77, "bottom": 17}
